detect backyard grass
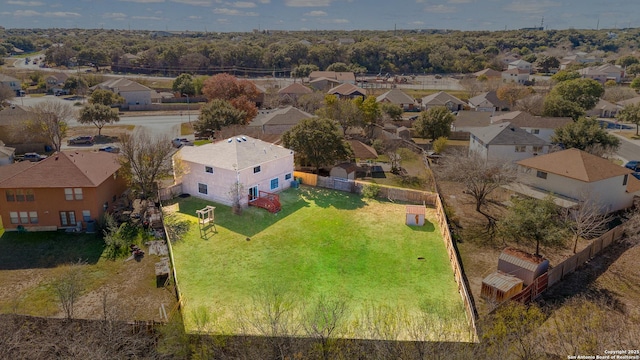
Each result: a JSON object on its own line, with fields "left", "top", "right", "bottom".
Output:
{"left": 168, "top": 187, "right": 470, "bottom": 341}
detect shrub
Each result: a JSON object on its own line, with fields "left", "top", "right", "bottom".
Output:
{"left": 361, "top": 183, "right": 380, "bottom": 198}
{"left": 432, "top": 136, "right": 448, "bottom": 154}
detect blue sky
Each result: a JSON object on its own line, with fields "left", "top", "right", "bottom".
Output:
{"left": 0, "top": 0, "right": 638, "bottom": 32}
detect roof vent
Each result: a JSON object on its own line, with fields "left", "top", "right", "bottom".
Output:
{"left": 242, "top": 136, "right": 247, "bottom": 141}
{"left": 227, "top": 138, "right": 233, "bottom": 143}
{"left": 236, "top": 138, "right": 241, "bottom": 142}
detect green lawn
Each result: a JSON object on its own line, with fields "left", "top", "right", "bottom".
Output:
{"left": 168, "top": 187, "right": 470, "bottom": 341}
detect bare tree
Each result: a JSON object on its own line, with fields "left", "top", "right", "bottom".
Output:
{"left": 440, "top": 151, "right": 517, "bottom": 229}
{"left": 26, "top": 100, "right": 75, "bottom": 151}
{"left": 0, "top": 84, "right": 15, "bottom": 106}
{"left": 118, "top": 130, "right": 174, "bottom": 199}
{"left": 515, "top": 94, "right": 546, "bottom": 116}
{"left": 303, "top": 295, "right": 349, "bottom": 360}
{"left": 54, "top": 260, "right": 86, "bottom": 320}
{"left": 564, "top": 197, "right": 611, "bottom": 253}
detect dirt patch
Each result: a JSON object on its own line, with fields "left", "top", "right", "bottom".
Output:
{"left": 66, "top": 125, "right": 133, "bottom": 140}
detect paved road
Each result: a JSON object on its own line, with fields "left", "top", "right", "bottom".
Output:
{"left": 611, "top": 131, "right": 640, "bottom": 163}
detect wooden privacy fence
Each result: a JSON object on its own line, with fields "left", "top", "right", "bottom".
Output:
{"left": 293, "top": 171, "right": 318, "bottom": 186}
{"left": 159, "top": 183, "right": 183, "bottom": 201}
{"left": 434, "top": 194, "right": 479, "bottom": 342}
{"left": 159, "top": 203, "right": 184, "bottom": 310}
{"left": 511, "top": 272, "right": 548, "bottom": 304}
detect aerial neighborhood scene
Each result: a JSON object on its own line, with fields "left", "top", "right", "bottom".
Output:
{"left": 2, "top": 0, "right": 640, "bottom": 358}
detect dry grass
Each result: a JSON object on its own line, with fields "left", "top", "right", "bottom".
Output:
{"left": 613, "top": 131, "right": 640, "bottom": 140}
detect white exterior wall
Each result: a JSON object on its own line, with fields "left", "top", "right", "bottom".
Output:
{"left": 521, "top": 127, "right": 555, "bottom": 143}
{"left": 182, "top": 154, "right": 294, "bottom": 207}
{"left": 469, "top": 134, "right": 489, "bottom": 160}
{"left": 519, "top": 168, "right": 635, "bottom": 212}
{"left": 121, "top": 90, "right": 151, "bottom": 105}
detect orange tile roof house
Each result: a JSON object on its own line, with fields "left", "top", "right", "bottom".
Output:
{"left": 517, "top": 148, "right": 640, "bottom": 213}
{"left": 0, "top": 151, "right": 128, "bottom": 231}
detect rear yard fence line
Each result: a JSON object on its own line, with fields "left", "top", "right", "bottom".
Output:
{"left": 158, "top": 202, "right": 183, "bottom": 311}
{"left": 159, "top": 183, "right": 183, "bottom": 201}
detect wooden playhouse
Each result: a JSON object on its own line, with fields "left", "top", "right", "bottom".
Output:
{"left": 405, "top": 205, "right": 426, "bottom": 226}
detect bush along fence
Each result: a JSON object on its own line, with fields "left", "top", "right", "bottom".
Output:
{"left": 510, "top": 224, "right": 626, "bottom": 305}
{"left": 293, "top": 171, "right": 478, "bottom": 342}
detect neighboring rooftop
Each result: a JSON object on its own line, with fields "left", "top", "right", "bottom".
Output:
{"left": 470, "top": 122, "right": 548, "bottom": 146}
{"left": 491, "top": 111, "right": 572, "bottom": 129}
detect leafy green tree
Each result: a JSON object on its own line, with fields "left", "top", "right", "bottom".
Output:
{"left": 63, "top": 76, "right": 87, "bottom": 95}
{"left": 551, "top": 70, "right": 580, "bottom": 82}
{"left": 77, "top": 48, "right": 109, "bottom": 71}
{"left": 501, "top": 196, "right": 567, "bottom": 256}
{"left": 414, "top": 106, "right": 455, "bottom": 141}
{"left": 626, "top": 64, "right": 640, "bottom": 76}
{"left": 536, "top": 55, "right": 560, "bottom": 73}
{"left": 353, "top": 96, "right": 381, "bottom": 126}
{"left": 551, "top": 117, "right": 620, "bottom": 155}
{"left": 616, "top": 55, "right": 639, "bottom": 67}
{"left": 195, "top": 99, "right": 246, "bottom": 136}
{"left": 543, "top": 95, "right": 585, "bottom": 120}
{"left": 89, "top": 89, "right": 124, "bottom": 106}
{"left": 291, "top": 64, "right": 319, "bottom": 79}
{"left": 631, "top": 77, "right": 640, "bottom": 91}
{"left": 282, "top": 117, "right": 353, "bottom": 173}
{"left": 315, "top": 95, "right": 362, "bottom": 135}
{"left": 550, "top": 78, "right": 604, "bottom": 111}
{"left": 77, "top": 103, "right": 120, "bottom": 136}
{"left": 381, "top": 103, "right": 403, "bottom": 121}
{"left": 172, "top": 73, "right": 195, "bottom": 96}
{"left": 617, "top": 102, "right": 640, "bottom": 136}
{"left": 325, "top": 62, "right": 350, "bottom": 72}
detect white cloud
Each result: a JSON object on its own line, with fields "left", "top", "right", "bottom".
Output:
{"left": 505, "top": 1, "right": 560, "bottom": 14}
{"left": 411, "top": 20, "right": 425, "bottom": 25}
{"left": 13, "top": 10, "right": 81, "bottom": 17}
{"left": 6, "top": 1, "right": 45, "bottom": 6}
{"left": 171, "top": 0, "right": 213, "bottom": 5}
{"left": 212, "top": 7, "right": 258, "bottom": 15}
{"left": 304, "top": 10, "right": 327, "bottom": 16}
{"left": 131, "top": 15, "right": 165, "bottom": 20}
{"left": 217, "top": 18, "right": 229, "bottom": 23}
{"left": 448, "top": 0, "right": 472, "bottom": 3}
{"left": 189, "top": 15, "right": 202, "bottom": 19}
{"left": 285, "top": 0, "right": 332, "bottom": 7}
{"left": 232, "top": 1, "right": 256, "bottom": 8}
{"left": 423, "top": 5, "right": 455, "bottom": 13}
{"left": 103, "top": 12, "right": 128, "bottom": 19}
{"left": 119, "top": 0, "right": 164, "bottom": 3}
{"left": 329, "top": 18, "right": 348, "bottom": 23}
{"left": 258, "top": 0, "right": 270, "bottom": 3}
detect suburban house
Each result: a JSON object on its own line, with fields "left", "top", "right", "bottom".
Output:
{"left": 347, "top": 140, "right": 378, "bottom": 160}
{"left": 501, "top": 69, "right": 530, "bottom": 84}
{"left": 468, "top": 91, "right": 510, "bottom": 112}
{"left": 0, "top": 151, "right": 127, "bottom": 231}
{"left": 578, "top": 64, "right": 625, "bottom": 84}
{"left": 617, "top": 96, "right": 640, "bottom": 108}
{"left": 248, "top": 106, "right": 313, "bottom": 135}
{"left": 490, "top": 111, "right": 573, "bottom": 143}
{"left": 421, "top": 91, "right": 465, "bottom": 111}
{"left": 0, "top": 141, "right": 15, "bottom": 166}
{"left": 473, "top": 68, "right": 502, "bottom": 80}
{"left": 0, "top": 74, "right": 22, "bottom": 96}
{"left": 587, "top": 98, "right": 620, "bottom": 118}
{"left": 376, "top": 89, "right": 417, "bottom": 111}
{"left": 91, "top": 77, "right": 153, "bottom": 106}
{"left": 559, "top": 52, "right": 603, "bottom": 70}
{"left": 175, "top": 136, "right": 294, "bottom": 208}
{"left": 451, "top": 111, "right": 494, "bottom": 132}
{"left": 309, "top": 77, "right": 341, "bottom": 92}
{"left": 469, "top": 122, "right": 549, "bottom": 162}
{"left": 327, "top": 83, "right": 366, "bottom": 100}
{"left": 45, "top": 72, "right": 69, "bottom": 91}
{"left": 309, "top": 71, "right": 356, "bottom": 84}
{"left": 507, "top": 59, "right": 533, "bottom": 73}
{"left": 516, "top": 148, "right": 640, "bottom": 213}
{"left": 278, "top": 83, "right": 313, "bottom": 103}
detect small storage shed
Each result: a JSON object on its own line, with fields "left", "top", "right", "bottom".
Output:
{"left": 481, "top": 271, "right": 524, "bottom": 303}
{"left": 405, "top": 205, "right": 426, "bottom": 226}
{"left": 330, "top": 162, "right": 358, "bottom": 180}
{"left": 498, "top": 247, "right": 549, "bottom": 286}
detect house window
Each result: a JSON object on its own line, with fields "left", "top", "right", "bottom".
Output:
{"left": 25, "top": 189, "right": 34, "bottom": 201}
{"left": 270, "top": 178, "right": 279, "bottom": 190}
{"left": 74, "top": 188, "right": 83, "bottom": 200}
{"left": 64, "top": 188, "right": 73, "bottom": 200}
{"left": 285, "top": 173, "right": 292, "bottom": 180}
{"left": 16, "top": 189, "right": 25, "bottom": 202}
{"left": 205, "top": 166, "right": 213, "bottom": 174}
{"left": 5, "top": 190, "right": 15, "bottom": 202}
{"left": 82, "top": 210, "right": 91, "bottom": 221}
{"left": 198, "top": 183, "right": 208, "bottom": 195}
{"left": 60, "top": 211, "right": 76, "bottom": 226}
{"left": 253, "top": 166, "right": 261, "bottom": 173}
{"left": 531, "top": 129, "right": 540, "bottom": 134}
{"left": 536, "top": 171, "right": 548, "bottom": 179}
{"left": 515, "top": 145, "right": 526, "bottom": 153}
{"left": 532, "top": 146, "right": 543, "bottom": 154}
{"left": 9, "top": 212, "right": 18, "bottom": 224}
{"left": 19, "top": 211, "right": 28, "bottom": 224}
{"left": 29, "top": 211, "right": 38, "bottom": 224}
{"left": 623, "top": 174, "right": 628, "bottom": 186}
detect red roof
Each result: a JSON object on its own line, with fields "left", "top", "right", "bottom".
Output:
{"left": 0, "top": 151, "right": 121, "bottom": 188}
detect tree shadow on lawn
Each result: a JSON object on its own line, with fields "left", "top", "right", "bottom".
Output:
{"left": 297, "top": 186, "right": 367, "bottom": 210}
{"left": 171, "top": 189, "right": 312, "bottom": 237}
{"left": 0, "top": 231, "right": 103, "bottom": 270}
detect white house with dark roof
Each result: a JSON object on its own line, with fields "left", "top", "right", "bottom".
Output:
{"left": 248, "top": 106, "right": 313, "bottom": 135}
{"left": 469, "top": 122, "right": 549, "bottom": 162}
{"left": 501, "top": 68, "right": 530, "bottom": 84}
{"left": 578, "top": 64, "right": 625, "bottom": 84}
{"left": 516, "top": 149, "right": 640, "bottom": 213}
{"left": 376, "top": 89, "right": 417, "bottom": 111}
{"left": 507, "top": 59, "right": 532, "bottom": 73}
{"left": 91, "top": 77, "right": 153, "bottom": 106}
{"left": 175, "top": 135, "right": 294, "bottom": 207}
{"left": 468, "top": 91, "right": 510, "bottom": 112}
{"left": 490, "top": 111, "right": 572, "bottom": 143}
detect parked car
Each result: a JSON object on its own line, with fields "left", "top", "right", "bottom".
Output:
{"left": 633, "top": 173, "right": 640, "bottom": 180}
{"left": 98, "top": 146, "right": 120, "bottom": 153}
{"left": 15, "top": 152, "right": 47, "bottom": 162}
{"left": 625, "top": 160, "right": 640, "bottom": 171}
{"left": 67, "top": 136, "right": 94, "bottom": 145}
{"left": 172, "top": 138, "right": 193, "bottom": 148}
